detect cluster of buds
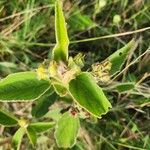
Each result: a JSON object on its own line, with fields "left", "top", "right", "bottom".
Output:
{"left": 36, "top": 53, "right": 85, "bottom": 96}
{"left": 92, "top": 60, "right": 111, "bottom": 83}
{"left": 36, "top": 64, "right": 49, "bottom": 80}
{"left": 18, "top": 118, "right": 28, "bottom": 128}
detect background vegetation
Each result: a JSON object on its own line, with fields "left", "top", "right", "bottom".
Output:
{"left": 0, "top": 0, "right": 150, "bottom": 149}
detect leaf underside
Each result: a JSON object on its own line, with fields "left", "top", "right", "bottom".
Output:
{"left": 26, "top": 126, "right": 37, "bottom": 147}
{"left": 12, "top": 127, "right": 25, "bottom": 150}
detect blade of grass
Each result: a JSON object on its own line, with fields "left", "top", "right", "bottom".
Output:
{"left": 9, "top": 26, "right": 150, "bottom": 47}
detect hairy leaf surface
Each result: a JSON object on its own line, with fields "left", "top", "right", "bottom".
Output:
{"left": 0, "top": 72, "right": 50, "bottom": 101}
{"left": 69, "top": 72, "right": 111, "bottom": 117}
{"left": 55, "top": 112, "right": 80, "bottom": 148}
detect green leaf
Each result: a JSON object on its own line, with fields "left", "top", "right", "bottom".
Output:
{"left": 29, "top": 122, "right": 55, "bottom": 133}
{"left": 108, "top": 39, "right": 136, "bottom": 75}
{"left": 44, "top": 108, "right": 62, "bottom": 121}
{"left": 53, "top": 83, "right": 67, "bottom": 96}
{"left": 115, "top": 82, "right": 135, "bottom": 92}
{"left": 54, "top": 112, "right": 80, "bottom": 148}
{"left": 0, "top": 109, "right": 18, "bottom": 126}
{"left": 69, "top": 9, "right": 95, "bottom": 31}
{"left": 52, "top": 0, "right": 69, "bottom": 61}
{"left": 133, "top": 98, "right": 150, "bottom": 106}
{"left": 12, "top": 127, "right": 25, "bottom": 150}
{"left": 69, "top": 72, "right": 111, "bottom": 117}
{"left": 32, "top": 90, "right": 57, "bottom": 118}
{"left": 26, "top": 126, "right": 37, "bottom": 147}
{"left": 0, "top": 72, "right": 50, "bottom": 102}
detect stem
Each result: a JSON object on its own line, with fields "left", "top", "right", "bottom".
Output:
{"left": 0, "top": 137, "right": 11, "bottom": 146}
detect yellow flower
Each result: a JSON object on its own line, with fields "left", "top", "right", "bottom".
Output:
{"left": 18, "top": 118, "right": 28, "bottom": 128}
{"left": 37, "top": 65, "right": 48, "bottom": 80}
{"left": 48, "top": 60, "right": 58, "bottom": 77}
